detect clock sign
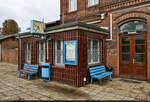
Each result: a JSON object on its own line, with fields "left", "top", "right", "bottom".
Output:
{"left": 30, "top": 20, "right": 45, "bottom": 34}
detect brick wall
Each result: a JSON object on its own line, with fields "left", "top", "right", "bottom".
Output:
{"left": 60, "top": 0, "right": 150, "bottom": 80}
{"left": 19, "top": 29, "right": 106, "bottom": 87}
{"left": 1, "top": 37, "right": 18, "bottom": 64}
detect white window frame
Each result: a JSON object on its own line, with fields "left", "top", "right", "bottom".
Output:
{"left": 88, "top": 39, "right": 100, "bottom": 65}
{"left": 47, "top": 40, "right": 49, "bottom": 60}
{"left": 69, "top": 0, "right": 77, "bottom": 12}
{"left": 88, "top": 0, "right": 99, "bottom": 7}
{"left": 39, "top": 41, "right": 45, "bottom": 64}
{"left": 55, "top": 40, "right": 64, "bottom": 65}
{"left": 26, "top": 43, "right": 31, "bottom": 63}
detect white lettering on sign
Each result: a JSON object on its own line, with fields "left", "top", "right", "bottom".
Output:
{"left": 66, "top": 42, "right": 75, "bottom": 61}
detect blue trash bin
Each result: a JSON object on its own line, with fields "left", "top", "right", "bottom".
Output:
{"left": 41, "top": 63, "right": 51, "bottom": 82}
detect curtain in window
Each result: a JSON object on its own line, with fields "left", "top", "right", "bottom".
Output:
{"left": 26, "top": 43, "right": 31, "bottom": 62}
{"left": 69, "top": 0, "right": 77, "bottom": 12}
{"left": 88, "top": 39, "right": 100, "bottom": 64}
{"left": 55, "top": 40, "right": 64, "bottom": 64}
{"left": 88, "top": 0, "right": 98, "bottom": 6}
{"left": 39, "top": 41, "right": 45, "bottom": 63}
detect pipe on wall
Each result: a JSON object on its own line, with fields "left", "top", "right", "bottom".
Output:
{"left": 106, "top": 13, "right": 113, "bottom": 41}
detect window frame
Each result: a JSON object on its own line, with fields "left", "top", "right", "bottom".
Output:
{"left": 47, "top": 40, "right": 49, "bottom": 60}
{"left": 55, "top": 40, "right": 64, "bottom": 65}
{"left": 26, "top": 43, "right": 31, "bottom": 63}
{"left": 88, "top": 0, "right": 99, "bottom": 7}
{"left": 88, "top": 39, "right": 100, "bottom": 65}
{"left": 69, "top": 0, "right": 77, "bottom": 12}
{"left": 39, "top": 41, "right": 45, "bottom": 64}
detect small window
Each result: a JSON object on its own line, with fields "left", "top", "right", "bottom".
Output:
{"left": 88, "top": 0, "right": 98, "bottom": 7}
{"left": 69, "top": 0, "right": 77, "bottom": 12}
{"left": 55, "top": 40, "right": 64, "bottom": 65}
{"left": 39, "top": 41, "right": 45, "bottom": 63}
{"left": 88, "top": 39, "right": 101, "bottom": 64}
{"left": 26, "top": 43, "right": 31, "bottom": 63}
{"left": 120, "top": 21, "right": 147, "bottom": 35}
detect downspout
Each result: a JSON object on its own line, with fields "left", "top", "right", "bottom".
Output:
{"left": 106, "top": 13, "right": 113, "bottom": 41}
{"left": 19, "top": 35, "right": 22, "bottom": 71}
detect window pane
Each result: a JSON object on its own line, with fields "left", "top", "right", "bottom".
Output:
{"left": 27, "top": 43, "right": 31, "bottom": 62}
{"left": 40, "top": 42, "right": 44, "bottom": 62}
{"left": 122, "top": 54, "right": 129, "bottom": 61}
{"left": 120, "top": 21, "right": 147, "bottom": 34}
{"left": 55, "top": 40, "right": 64, "bottom": 64}
{"left": 135, "top": 36, "right": 144, "bottom": 44}
{"left": 122, "top": 46, "right": 129, "bottom": 53}
{"left": 93, "top": 40, "right": 99, "bottom": 62}
{"left": 57, "top": 50, "right": 61, "bottom": 63}
{"left": 122, "top": 37, "right": 130, "bottom": 44}
{"left": 136, "top": 45, "right": 144, "bottom": 53}
{"left": 136, "top": 54, "right": 144, "bottom": 62}
{"left": 69, "top": 0, "right": 77, "bottom": 11}
{"left": 57, "top": 40, "right": 61, "bottom": 50}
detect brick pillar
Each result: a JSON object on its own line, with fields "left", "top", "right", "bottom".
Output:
{"left": 147, "top": 19, "right": 150, "bottom": 81}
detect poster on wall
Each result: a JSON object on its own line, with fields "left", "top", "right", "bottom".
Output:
{"left": 66, "top": 42, "right": 75, "bottom": 61}
{"left": 64, "top": 40, "right": 77, "bottom": 65}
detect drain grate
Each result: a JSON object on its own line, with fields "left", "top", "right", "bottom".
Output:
{"left": 119, "top": 78, "right": 144, "bottom": 84}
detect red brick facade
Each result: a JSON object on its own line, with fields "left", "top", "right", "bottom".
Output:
{"left": 60, "top": 0, "right": 150, "bottom": 81}
{"left": 0, "top": 37, "right": 18, "bottom": 64}
{"left": 19, "top": 29, "right": 106, "bottom": 87}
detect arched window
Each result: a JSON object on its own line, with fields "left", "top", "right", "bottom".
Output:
{"left": 120, "top": 21, "right": 147, "bottom": 35}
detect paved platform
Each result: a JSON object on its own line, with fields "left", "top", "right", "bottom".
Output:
{"left": 0, "top": 62, "right": 150, "bottom": 101}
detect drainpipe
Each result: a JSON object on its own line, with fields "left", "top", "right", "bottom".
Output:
{"left": 106, "top": 13, "right": 113, "bottom": 41}
{"left": 19, "top": 35, "right": 22, "bottom": 71}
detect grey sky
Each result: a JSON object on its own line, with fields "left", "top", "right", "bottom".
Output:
{"left": 0, "top": 0, "right": 60, "bottom": 32}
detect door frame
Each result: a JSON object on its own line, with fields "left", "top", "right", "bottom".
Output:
{"left": 119, "top": 31, "right": 147, "bottom": 80}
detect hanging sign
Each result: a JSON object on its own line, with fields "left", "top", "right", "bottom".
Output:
{"left": 30, "top": 20, "right": 45, "bottom": 34}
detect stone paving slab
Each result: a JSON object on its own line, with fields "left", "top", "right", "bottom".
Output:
{"left": 0, "top": 62, "right": 150, "bottom": 101}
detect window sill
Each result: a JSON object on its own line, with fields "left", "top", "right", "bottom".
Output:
{"left": 88, "top": 62, "right": 101, "bottom": 67}
{"left": 87, "top": 4, "right": 99, "bottom": 9}
{"left": 54, "top": 64, "right": 65, "bottom": 68}
{"left": 68, "top": 10, "right": 77, "bottom": 14}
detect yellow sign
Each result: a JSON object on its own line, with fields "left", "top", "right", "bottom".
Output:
{"left": 31, "top": 20, "right": 45, "bottom": 34}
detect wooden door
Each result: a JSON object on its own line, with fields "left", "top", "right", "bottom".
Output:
{"left": 119, "top": 33, "right": 147, "bottom": 80}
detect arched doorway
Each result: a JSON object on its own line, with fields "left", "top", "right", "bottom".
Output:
{"left": 119, "top": 20, "right": 147, "bottom": 80}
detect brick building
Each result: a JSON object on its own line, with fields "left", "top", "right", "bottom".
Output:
{"left": 60, "top": 0, "right": 150, "bottom": 81}
{"left": 18, "top": 0, "right": 150, "bottom": 86}
{"left": 0, "top": 34, "right": 18, "bottom": 63}
{"left": 0, "top": 19, "right": 20, "bottom": 64}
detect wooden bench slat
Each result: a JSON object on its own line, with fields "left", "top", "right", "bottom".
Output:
{"left": 24, "top": 66, "right": 38, "bottom": 70}
{"left": 91, "top": 70, "right": 106, "bottom": 76}
{"left": 89, "top": 65, "right": 105, "bottom": 70}
{"left": 19, "top": 64, "right": 39, "bottom": 80}
{"left": 90, "top": 68, "right": 106, "bottom": 73}
{"left": 89, "top": 65, "right": 112, "bottom": 84}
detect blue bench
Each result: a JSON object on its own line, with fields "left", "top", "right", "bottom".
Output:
{"left": 19, "top": 64, "right": 39, "bottom": 80}
{"left": 89, "top": 65, "right": 112, "bottom": 84}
